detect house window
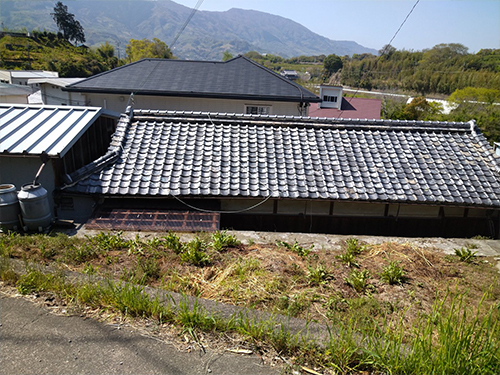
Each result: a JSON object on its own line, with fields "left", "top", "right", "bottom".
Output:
{"left": 245, "top": 105, "right": 271, "bottom": 115}
{"left": 323, "top": 95, "right": 338, "bottom": 103}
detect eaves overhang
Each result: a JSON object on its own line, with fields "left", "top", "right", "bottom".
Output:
{"left": 63, "top": 87, "right": 322, "bottom": 103}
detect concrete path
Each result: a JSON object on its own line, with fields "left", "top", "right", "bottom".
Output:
{"left": 0, "top": 294, "right": 279, "bottom": 375}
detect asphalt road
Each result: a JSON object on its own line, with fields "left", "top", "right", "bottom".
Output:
{"left": 0, "top": 294, "right": 279, "bottom": 375}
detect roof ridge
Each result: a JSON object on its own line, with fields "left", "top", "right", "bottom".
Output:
{"left": 62, "top": 112, "right": 131, "bottom": 187}
{"left": 235, "top": 55, "right": 317, "bottom": 99}
{"left": 65, "top": 59, "right": 148, "bottom": 88}
{"left": 131, "top": 109, "right": 472, "bottom": 131}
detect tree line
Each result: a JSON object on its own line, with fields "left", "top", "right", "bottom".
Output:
{"left": 339, "top": 43, "right": 499, "bottom": 95}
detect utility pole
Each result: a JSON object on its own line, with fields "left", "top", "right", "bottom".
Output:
{"left": 26, "top": 32, "right": 31, "bottom": 70}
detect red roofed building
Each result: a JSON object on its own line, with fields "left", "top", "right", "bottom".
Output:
{"left": 309, "top": 85, "right": 382, "bottom": 119}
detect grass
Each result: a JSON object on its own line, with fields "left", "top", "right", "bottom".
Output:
{"left": 1, "top": 231, "right": 499, "bottom": 374}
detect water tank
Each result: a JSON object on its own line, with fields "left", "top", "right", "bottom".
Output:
{"left": 0, "top": 184, "right": 21, "bottom": 232}
{"left": 18, "top": 183, "right": 52, "bottom": 232}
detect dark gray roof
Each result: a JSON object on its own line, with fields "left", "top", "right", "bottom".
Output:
{"left": 68, "top": 110, "right": 500, "bottom": 208}
{"left": 65, "top": 56, "right": 320, "bottom": 103}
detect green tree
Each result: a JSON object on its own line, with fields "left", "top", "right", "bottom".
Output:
{"left": 449, "top": 87, "right": 500, "bottom": 105}
{"left": 222, "top": 50, "right": 233, "bottom": 61}
{"left": 323, "top": 54, "right": 343, "bottom": 77}
{"left": 51, "top": 2, "right": 85, "bottom": 44}
{"left": 448, "top": 87, "right": 500, "bottom": 142}
{"left": 125, "top": 38, "right": 173, "bottom": 62}
{"left": 404, "top": 96, "right": 441, "bottom": 120}
{"left": 96, "top": 41, "right": 119, "bottom": 69}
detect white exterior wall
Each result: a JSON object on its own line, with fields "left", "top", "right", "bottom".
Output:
{"left": 41, "top": 84, "right": 86, "bottom": 106}
{"left": 0, "top": 94, "right": 28, "bottom": 104}
{"left": 81, "top": 93, "right": 305, "bottom": 116}
{"left": 319, "top": 85, "right": 343, "bottom": 109}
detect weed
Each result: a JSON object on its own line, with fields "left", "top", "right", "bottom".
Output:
{"left": 128, "top": 234, "right": 145, "bottom": 255}
{"left": 277, "top": 240, "right": 312, "bottom": 257}
{"left": 324, "top": 293, "right": 350, "bottom": 315}
{"left": 87, "top": 231, "right": 129, "bottom": 251}
{"left": 379, "top": 261, "right": 407, "bottom": 285}
{"left": 163, "top": 232, "right": 184, "bottom": 254}
{"left": 365, "top": 291, "right": 500, "bottom": 374}
{"left": 180, "top": 237, "right": 210, "bottom": 266}
{"left": 16, "top": 267, "right": 66, "bottom": 295}
{"left": 345, "top": 238, "right": 365, "bottom": 255}
{"left": 336, "top": 251, "right": 359, "bottom": 268}
{"left": 454, "top": 247, "right": 477, "bottom": 263}
{"left": 0, "top": 258, "right": 19, "bottom": 285}
{"left": 211, "top": 230, "right": 240, "bottom": 251}
{"left": 276, "top": 292, "right": 314, "bottom": 317}
{"left": 471, "top": 235, "right": 491, "bottom": 240}
{"left": 83, "top": 263, "right": 97, "bottom": 275}
{"left": 39, "top": 244, "right": 57, "bottom": 259}
{"left": 307, "top": 264, "right": 331, "bottom": 286}
{"left": 138, "top": 256, "right": 161, "bottom": 281}
{"left": 64, "top": 243, "right": 99, "bottom": 264}
{"left": 103, "top": 281, "right": 172, "bottom": 321}
{"left": 176, "top": 297, "right": 219, "bottom": 341}
{"left": 345, "top": 269, "right": 371, "bottom": 293}
{"left": 336, "top": 237, "right": 365, "bottom": 268}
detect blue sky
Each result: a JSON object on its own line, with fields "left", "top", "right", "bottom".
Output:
{"left": 173, "top": 0, "right": 500, "bottom": 53}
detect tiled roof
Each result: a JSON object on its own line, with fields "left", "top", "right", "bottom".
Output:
{"left": 65, "top": 56, "right": 320, "bottom": 103}
{"left": 308, "top": 98, "right": 382, "bottom": 120}
{"left": 0, "top": 104, "right": 118, "bottom": 157}
{"left": 69, "top": 110, "right": 500, "bottom": 208}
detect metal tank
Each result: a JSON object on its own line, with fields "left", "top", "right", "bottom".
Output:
{"left": 0, "top": 184, "right": 21, "bottom": 232}
{"left": 17, "top": 183, "right": 52, "bottom": 232}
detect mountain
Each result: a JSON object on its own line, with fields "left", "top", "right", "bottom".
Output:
{"left": 0, "top": 0, "right": 377, "bottom": 60}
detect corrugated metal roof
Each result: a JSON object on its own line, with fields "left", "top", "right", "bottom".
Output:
{"left": 27, "top": 78, "right": 84, "bottom": 87}
{"left": 0, "top": 104, "right": 112, "bottom": 157}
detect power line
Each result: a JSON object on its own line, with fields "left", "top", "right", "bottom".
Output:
{"left": 170, "top": 0, "right": 204, "bottom": 49}
{"left": 336, "top": 0, "right": 421, "bottom": 118}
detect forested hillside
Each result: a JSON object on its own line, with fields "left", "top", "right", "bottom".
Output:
{"left": 0, "top": 31, "right": 120, "bottom": 76}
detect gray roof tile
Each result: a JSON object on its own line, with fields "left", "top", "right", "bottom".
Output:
{"left": 66, "top": 56, "right": 319, "bottom": 103}
{"left": 69, "top": 111, "right": 500, "bottom": 208}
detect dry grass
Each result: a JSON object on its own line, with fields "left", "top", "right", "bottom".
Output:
{"left": 2, "top": 232, "right": 498, "bottom": 330}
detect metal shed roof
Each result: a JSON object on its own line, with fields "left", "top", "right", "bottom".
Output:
{"left": 0, "top": 104, "right": 118, "bottom": 157}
